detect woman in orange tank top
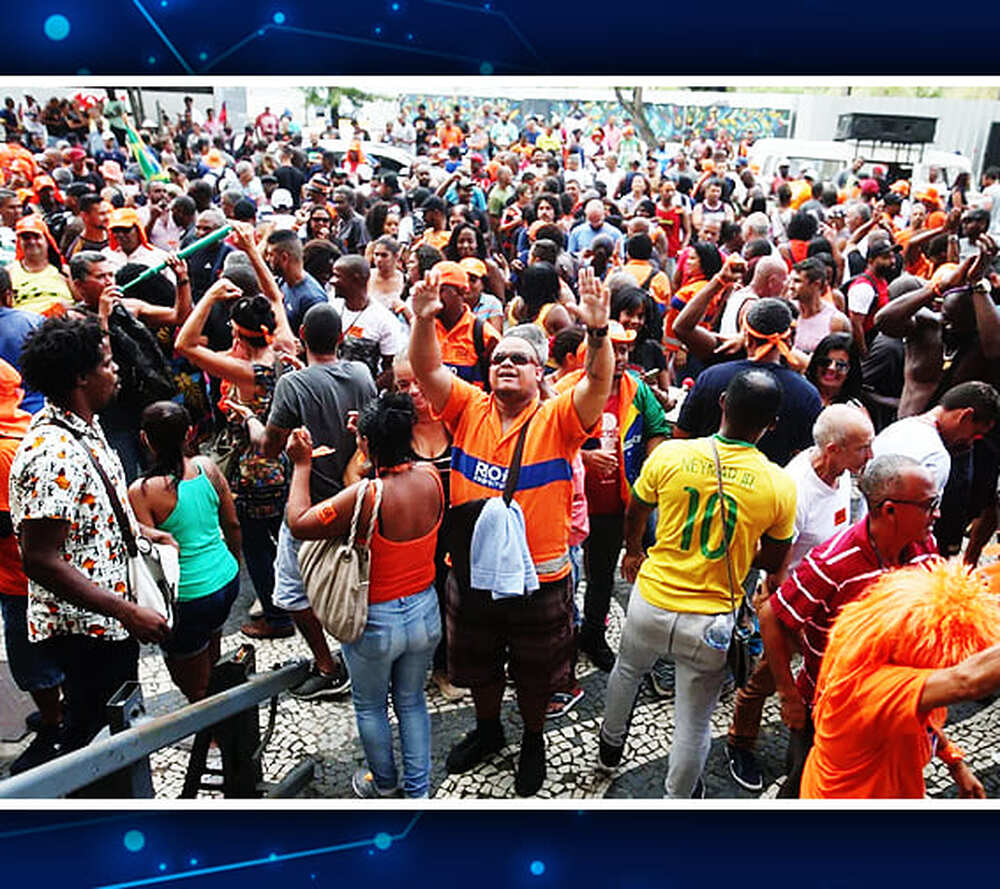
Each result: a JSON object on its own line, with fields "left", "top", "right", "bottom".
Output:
{"left": 286, "top": 392, "right": 444, "bottom": 799}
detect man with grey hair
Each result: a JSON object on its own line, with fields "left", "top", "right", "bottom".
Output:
{"left": 409, "top": 265, "right": 614, "bottom": 796}
{"left": 759, "top": 452, "right": 939, "bottom": 797}
{"left": 567, "top": 198, "right": 623, "bottom": 256}
{"left": 726, "top": 403, "right": 874, "bottom": 791}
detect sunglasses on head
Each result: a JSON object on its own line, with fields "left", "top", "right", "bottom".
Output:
{"left": 490, "top": 351, "right": 535, "bottom": 367}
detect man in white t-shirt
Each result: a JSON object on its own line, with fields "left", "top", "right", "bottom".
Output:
{"left": 980, "top": 167, "right": 1000, "bottom": 239}
{"left": 871, "top": 381, "right": 1000, "bottom": 496}
{"left": 726, "top": 403, "right": 874, "bottom": 792}
{"left": 328, "top": 255, "right": 398, "bottom": 387}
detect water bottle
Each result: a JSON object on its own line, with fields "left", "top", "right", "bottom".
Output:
{"left": 703, "top": 612, "right": 733, "bottom": 651}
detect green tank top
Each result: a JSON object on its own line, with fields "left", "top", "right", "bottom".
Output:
{"left": 158, "top": 465, "right": 239, "bottom": 601}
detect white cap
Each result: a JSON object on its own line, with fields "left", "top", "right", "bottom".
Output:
{"left": 270, "top": 188, "right": 293, "bottom": 209}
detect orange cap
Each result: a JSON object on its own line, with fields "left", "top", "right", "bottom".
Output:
{"left": 459, "top": 257, "right": 487, "bottom": 278}
{"left": 926, "top": 210, "right": 947, "bottom": 228}
{"left": 14, "top": 214, "right": 63, "bottom": 266}
{"left": 108, "top": 207, "right": 151, "bottom": 250}
{"left": 890, "top": 179, "right": 910, "bottom": 196}
{"left": 434, "top": 260, "right": 469, "bottom": 290}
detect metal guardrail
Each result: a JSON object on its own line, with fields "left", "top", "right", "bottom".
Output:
{"left": 0, "top": 658, "right": 310, "bottom": 799}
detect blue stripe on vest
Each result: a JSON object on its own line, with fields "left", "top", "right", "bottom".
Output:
{"left": 451, "top": 447, "right": 572, "bottom": 492}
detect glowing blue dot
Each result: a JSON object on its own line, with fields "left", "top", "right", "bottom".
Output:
{"left": 77, "top": 67, "right": 91, "bottom": 75}
{"left": 160, "top": 1, "right": 167, "bottom": 6}
{"left": 373, "top": 832, "right": 392, "bottom": 850}
{"left": 391, "top": 2, "right": 399, "bottom": 8}
{"left": 158, "top": 864, "right": 167, "bottom": 872}
{"left": 484, "top": 2, "right": 491, "bottom": 8}
{"left": 374, "top": 25, "right": 382, "bottom": 34}
{"left": 479, "top": 61, "right": 494, "bottom": 75}
{"left": 258, "top": 29, "right": 265, "bottom": 35}
{"left": 530, "top": 860, "right": 546, "bottom": 876}
{"left": 199, "top": 52, "right": 207, "bottom": 60}
{"left": 44, "top": 14, "right": 71, "bottom": 41}
{"left": 406, "top": 32, "right": 413, "bottom": 39}
{"left": 147, "top": 55, "right": 157, "bottom": 64}
{"left": 123, "top": 830, "right": 145, "bottom": 852}
{"left": 273, "top": 11, "right": 285, "bottom": 23}
{"left": 189, "top": 858, "right": 198, "bottom": 866}
{"left": 269, "top": 853, "right": 277, "bottom": 861}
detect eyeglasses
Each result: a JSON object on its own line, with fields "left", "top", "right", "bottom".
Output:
{"left": 819, "top": 358, "right": 850, "bottom": 372}
{"left": 490, "top": 351, "right": 535, "bottom": 367}
{"left": 879, "top": 495, "right": 941, "bottom": 514}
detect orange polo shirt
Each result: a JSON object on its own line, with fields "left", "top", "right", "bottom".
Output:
{"left": 437, "top": 379, "right": 594, "bottom": 581}
{"left": 437, "top": 306, "right": 500, "bottom": 389}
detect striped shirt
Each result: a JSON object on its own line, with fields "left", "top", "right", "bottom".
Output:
{"left": 770, "top": 518, "right": 938, "bottom": 705}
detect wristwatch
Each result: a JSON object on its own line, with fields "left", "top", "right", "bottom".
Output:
{"left": 972, "top": 279, "right": 992, "bottom": 294}
{"left": 587, "top": 326, "right": 608, "bottom": 338}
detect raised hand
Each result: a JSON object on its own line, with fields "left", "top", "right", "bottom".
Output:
{"left": 411, "top": 270, "right": 443, "bottom": 321}
{"left": 577, "top": 266, "right": 610, "bottom": 329}
{"left": 286, "top": 426, "right": 314, "bottom": 465}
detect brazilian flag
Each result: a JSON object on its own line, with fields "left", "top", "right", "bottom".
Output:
{"left": 123, "top": 116, "right": 169, "bottom": 182}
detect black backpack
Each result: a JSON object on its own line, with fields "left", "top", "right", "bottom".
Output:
{"left": 107, "top": 304, "right": 178, "bottom": 414}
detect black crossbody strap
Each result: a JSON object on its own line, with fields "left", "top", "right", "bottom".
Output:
{"left": 710, "top": 437, "right": 739, "bottom": 618}
{"left": 502, "top": 411, "right": 536, "bottom": 506}
{"left": 47, "top": 417, "right": 138, "bottom": 557}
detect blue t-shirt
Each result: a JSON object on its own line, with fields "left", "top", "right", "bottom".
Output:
{"left": 281, "top": 272, "right": 328, "bottom": 333}
{"left": 676, "top": 359, "right": 822, "bottom": 466}
{"left": 567, "top": 221, "right": 623, "bottom": 255}
{"left": 0, "top": 306, "right": 44, "bottom": 413}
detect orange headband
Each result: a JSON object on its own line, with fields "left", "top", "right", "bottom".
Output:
{"left": 232, "top": 320, "right": 274, "bottom": 344}
{"left": 744, "top": 322, "right": 793, "bottom": 362}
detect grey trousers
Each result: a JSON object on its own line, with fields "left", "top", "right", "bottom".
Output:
{"left": 601, "top": 584, "right": 732, "bottom": 798}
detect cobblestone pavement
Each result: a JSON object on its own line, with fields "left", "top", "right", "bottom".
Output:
{"left": 3, "top": 566, "right": 1000, "bottom": 799}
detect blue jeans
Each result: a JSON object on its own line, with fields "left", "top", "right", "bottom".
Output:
{"left": 341, "top": 585, "right": 442, "bottom": 798}
{"left": 239, "top": 513, "right": 292, "bottom": 627}
{"left": 601, "top": 584, "right": 731, "bottom": 798}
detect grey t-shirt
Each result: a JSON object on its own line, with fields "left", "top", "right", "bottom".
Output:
{"left": 267, "top": 360, "right": 376, "bottom": 503}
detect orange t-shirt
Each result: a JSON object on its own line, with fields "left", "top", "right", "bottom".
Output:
{"left": 0, "top": 436, "right": 28, "bottom": 596}
{"left": 436, "top": 379, "right": 594, "bottom": 581}
{"left": 413, "top": 229, "right": 451, "bottom": 252}
{"left": 801, "top": 665, "right": 939, "bottom": 799}
{"left": 437, "top": 306, "right": 500, "bottom": 389}
{"left": 621, "top": 259, "right": 671, "bottom": 308}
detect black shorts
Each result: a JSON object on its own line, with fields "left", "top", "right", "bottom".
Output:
{"left": 445, "top": 570, "right": 574, "bottom": 694}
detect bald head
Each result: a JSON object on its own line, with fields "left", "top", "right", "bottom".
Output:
{"left": 814, "top": 404, "right": 875, "bottom": 476}
{"left": 335, "top": 254, "right": 370, "bottom": 283}
{"left": 751, "top": 255, "right": 788, "bottom": 298}
{"left": 585, "top": 199, "right": 605, "bottom": 227}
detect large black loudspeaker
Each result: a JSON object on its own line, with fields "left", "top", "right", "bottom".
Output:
{"left": 835, "top": 113, "right": 937, "bottom": 144}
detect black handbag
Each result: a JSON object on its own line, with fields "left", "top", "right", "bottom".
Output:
{"left": 446, "top": 414, "right": 532, "bottom": 596}
{"left": 710, "top": 439, "right": 755, "bottom": 689}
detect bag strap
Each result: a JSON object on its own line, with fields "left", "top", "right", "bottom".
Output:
{"left": 46, "top": 416, "right": 138, "bottom": 557}
{"left": 640, "top": 267, "right": 657, "bottom": 291}
{"left": 709, "top": 437, "right": 739, "bottom": 618}
{"left": 503, "top": 412, "right": 535, "bottom": 506}
{"left": 359, "top": 478, "right": 383, "bottom": 553}
{"left": 345, "top": 478, "right": 370, "bottom": 550}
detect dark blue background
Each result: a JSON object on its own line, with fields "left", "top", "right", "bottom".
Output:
{"left": 3, "top": 3, "right": 989, "bottom": 882}
{"left": 5, "top": 1, "right": 999, "bottom": 74}
{"left": 1, "top": 810, "right": 990, "bottom": 886}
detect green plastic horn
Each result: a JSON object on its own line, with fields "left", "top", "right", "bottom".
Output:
{"left": 119, "top": 224, "right": 233, "bottom": 292}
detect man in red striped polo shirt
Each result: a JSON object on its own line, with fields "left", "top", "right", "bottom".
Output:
{"left": 759, "top": 453, "right": 939, "bottom": 797}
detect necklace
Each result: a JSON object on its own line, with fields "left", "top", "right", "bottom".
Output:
{"left": 866, "top": 516, "right": 888, "bottom": 570}
{"left": 377, "top": 461, "right": 413, "bottom": 477}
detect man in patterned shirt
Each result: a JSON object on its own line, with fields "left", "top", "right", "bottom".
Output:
{"left": 759, "top": 453, "right": 939, "bottom": 797}
{"left": 10, "top": 316, "right": 171, "bottom": 767}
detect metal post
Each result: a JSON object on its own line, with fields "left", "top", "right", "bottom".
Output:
{"left": 105, "top": 682, "right": 154, "bottom": 798}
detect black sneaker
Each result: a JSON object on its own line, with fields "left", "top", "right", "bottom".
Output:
{"left": 445, "top": 725, "right": 505, "bottom": 774}
{"left": 649, "top": 659, "right": 674, "bottom": 697}
{"left": 289, "top": 659, "right": 351, "bottom": 701}
{"left": 727, "top": 744, "right": 763, "bottom": 792}
{"left": 9, "top": 724, "right": 66, "bottom": 775}
{"left": 515, "top": 735, "right": 546, "bottom": 797}
{"left": 580, "top": 634, "right": 616, "bottom": 673}
{"left": 597, "top": 730, "right": 624, "bottom": 771}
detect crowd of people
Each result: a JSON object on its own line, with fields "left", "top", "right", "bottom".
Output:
{"left": 4, "top": 89, "right": 1000, "bottom": 799}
